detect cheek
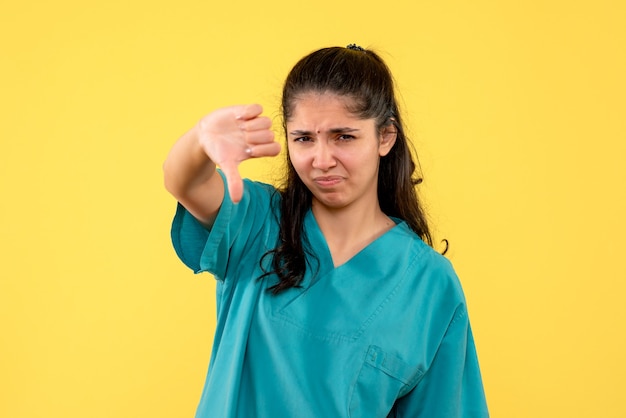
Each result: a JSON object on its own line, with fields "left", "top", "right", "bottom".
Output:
{"left": 287, "top": 148, "right": 309, "bottom": 174}
{"left": 288, "top": 144, "right": 311, "bottom": 165}
{"left": 340, "top": 149, "right": 377, "bottom": 170}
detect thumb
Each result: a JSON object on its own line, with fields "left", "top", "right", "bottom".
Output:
{"left": 220, "top": 162, "right": 244, "bottom": 204}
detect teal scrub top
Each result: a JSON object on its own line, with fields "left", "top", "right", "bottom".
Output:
{"left": 171, "top": 173, "right": 489, "bottom": 417}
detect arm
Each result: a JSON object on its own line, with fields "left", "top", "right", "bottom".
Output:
{"left": 163, "top": 104, "right": 280, "bottom": 226}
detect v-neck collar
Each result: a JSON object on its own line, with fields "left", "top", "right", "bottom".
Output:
{"left": 303, "top": 210, "right": 408, "bottom": 272}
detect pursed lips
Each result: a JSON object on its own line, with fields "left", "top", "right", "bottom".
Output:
{"left": 313, "top": 176, "right": 343, "bottom": 187}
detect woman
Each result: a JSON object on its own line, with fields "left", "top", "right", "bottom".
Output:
{"left": 163, "top": 45, "right": 488, "bottom": 417}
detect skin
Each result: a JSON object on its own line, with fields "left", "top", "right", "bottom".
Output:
{"left": 286, "top": 92, "right": 397, "bottom": 266}
{"left": 163, "top": 104, "right": 280, "bottom": 226}
{"left": 287, "top": 93, "right": 395, "bottom": 213}
{"left": 163, "top": 93, "right": 397, "bottom": 266}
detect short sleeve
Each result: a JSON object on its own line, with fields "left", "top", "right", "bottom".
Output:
{"left": 392, "top": 306, "right": 489, "bottom": 418}
{"left": 170, "top": 171, "right": 277, "bottom": 280}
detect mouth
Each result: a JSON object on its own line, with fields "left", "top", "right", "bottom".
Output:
{"left": 313, "top": 176, "right": 343, "bottom": 187}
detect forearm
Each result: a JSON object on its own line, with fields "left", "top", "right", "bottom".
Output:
{"left": 163, "top": 124, "right": 224, "bottom": 225}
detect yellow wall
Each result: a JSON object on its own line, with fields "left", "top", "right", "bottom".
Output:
{"left": 2, "top": 0, "right": 625, "bottom": 417}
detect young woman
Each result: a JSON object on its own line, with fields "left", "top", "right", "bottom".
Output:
{"left": 163, "top": 45, "right": 488, "bottom": 418}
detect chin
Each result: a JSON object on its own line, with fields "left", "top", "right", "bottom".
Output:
{"left": 312, "top": 194, "right": 350, "bottom": 210}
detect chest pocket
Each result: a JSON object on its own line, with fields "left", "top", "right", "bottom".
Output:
{"left": 271, "top": 258, "right": 410, "bottom": 343}
{"left": 349, "top": 346, "right": 423, "bottom": 417}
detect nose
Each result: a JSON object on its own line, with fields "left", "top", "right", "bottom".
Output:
{"left": 312, "top": 141, "right": 336, "bottom": 171}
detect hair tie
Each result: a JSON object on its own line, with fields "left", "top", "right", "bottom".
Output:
{"left": 346, "top": 43, "right": 365, "bottom": 51}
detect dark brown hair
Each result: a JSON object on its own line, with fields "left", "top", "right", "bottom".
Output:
{"left": 262, "top": 45, "right": 432, "bottom": 294}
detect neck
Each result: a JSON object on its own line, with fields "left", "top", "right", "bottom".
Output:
{"left": 312, "top": 200, "right": 380, "bottom": 232}
{"left": 311, "top": 200, "right": 395, "bottom": 267}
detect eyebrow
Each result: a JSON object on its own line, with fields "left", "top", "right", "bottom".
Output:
{"left": 288, "top": 127, "right": 360, "bottom": 136}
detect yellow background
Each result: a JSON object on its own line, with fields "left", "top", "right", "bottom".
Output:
{"left": 1, "top": 0, "right": 625, "bottom": 417}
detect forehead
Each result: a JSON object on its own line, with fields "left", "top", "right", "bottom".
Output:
{"left": 287, "top": 92, "right": 362, "bottom": 125}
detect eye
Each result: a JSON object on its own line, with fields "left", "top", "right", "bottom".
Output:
{"left": 337, "top": 134, "right": 355, "bottom": 141}
{"left": 293, "top": 136, "right": 312, "bottom": 142}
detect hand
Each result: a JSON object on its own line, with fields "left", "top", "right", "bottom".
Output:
{"left": 197, "top": 104, "right": 280, "bottom": 203}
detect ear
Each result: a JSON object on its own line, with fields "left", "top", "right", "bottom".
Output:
{"left": 378, "top": 121, "right": 397, "bottom": 157}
